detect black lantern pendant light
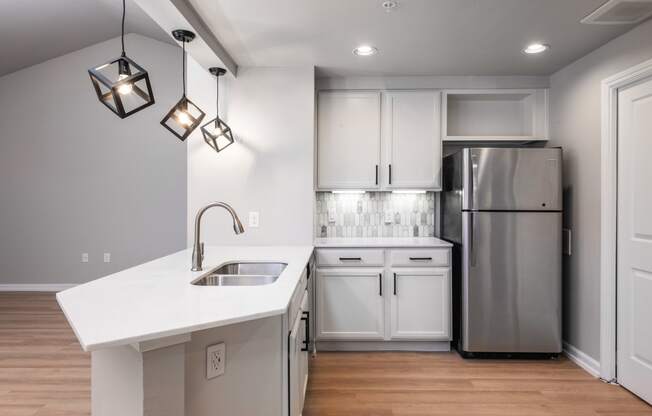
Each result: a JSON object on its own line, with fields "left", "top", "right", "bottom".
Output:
{"left": 88, "top": 0, "right": 154, "bottom": 118}
{"left": 201, "top": 67, "right": 235, "bottom": 153}
{"left": 160, "top": 30, "right": 205, "bottom": 141}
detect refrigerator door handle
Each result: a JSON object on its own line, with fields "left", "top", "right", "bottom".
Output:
{"left": 471, "top": 154, "right": 479, "bottom": 210}
{"left": 469, "top": 212, "right": 476, "bottom": 267}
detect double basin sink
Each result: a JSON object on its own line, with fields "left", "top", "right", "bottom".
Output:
{"left": 191, "top": 262, "right": 287, "bottom": 287}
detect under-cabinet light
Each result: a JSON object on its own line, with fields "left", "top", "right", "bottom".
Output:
{"left": 332, "top": 190, "right": 366, "bottom": 194}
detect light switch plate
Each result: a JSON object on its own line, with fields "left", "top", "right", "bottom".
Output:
{"left": 384, "top": 211, "right": 393, "bottom": 224}
{"left": 81, "top": 253, "right": 89, "bottom": 263}
{"left": 328, "top": 209, "right": 336, "bottom": 223}
{"left": 103, "top": 253, "right": 111, "bottom": 263}
{"left": 206, "top": 343, "right": 225, "bottom": 379}
{"left": 248, "top": 212, "right": 260, "bottom": 228}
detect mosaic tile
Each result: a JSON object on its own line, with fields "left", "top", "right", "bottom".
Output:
{"left": 315, "top": 192, "right": 437, "bottom": 238}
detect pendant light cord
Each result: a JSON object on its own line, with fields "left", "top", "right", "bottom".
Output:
{"left": 215, "top": 74, "right": 219, "bottom": 116}
{"left": 182, "top": 39, "right": 186, "bottom": 97}
{"left": 120, "top": 0, "right": 126, "bottom": 57}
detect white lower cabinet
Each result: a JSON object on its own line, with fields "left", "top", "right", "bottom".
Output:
{"left": 315, "top": 248, "right": 452, "bottom": 344}
{"left": 316, "top": 268, "right": 385, "bottom": 340}
{"left": 389, "top": 268, "right": 451, "bottom": 340}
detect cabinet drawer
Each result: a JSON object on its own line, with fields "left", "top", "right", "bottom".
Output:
{"left": 316, "top": 249, "right": 384, "bottom": 267}
{"left": 389, "top": 248, "right": 450, "bottom": 267}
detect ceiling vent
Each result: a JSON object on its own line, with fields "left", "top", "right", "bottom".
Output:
{"left": 581, "top": 0, "right": 652, "bottom": 24}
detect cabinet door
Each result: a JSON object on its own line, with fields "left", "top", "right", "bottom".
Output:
{"left": 389, "top": 268, "right": 450, "bottom": 340}
{"left": 383, "top": 90, "right": 442, "bottom": 190}
{"left": 317, "top": 91, "right": 381, "bottom": 189}
{"left": 316, "top": 268, "right": 385, "bottom": 340}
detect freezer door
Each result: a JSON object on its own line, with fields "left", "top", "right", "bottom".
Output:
{"left": 462, "top": 148, "right": 562, "bottom": 211}
{"left": 462, "top": 211, "right": 562, "bottom": 353}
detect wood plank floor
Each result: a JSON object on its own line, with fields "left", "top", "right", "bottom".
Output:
{"left": 1, "top": 293, "right": 650, "bottom": 416}
{"left": 0, "top": 293, "right": 89, "bottom": 416}
{"left": 304, "top": 353, "right": 652, "bottom": 416}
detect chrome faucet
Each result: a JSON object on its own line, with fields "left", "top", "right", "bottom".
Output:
{"left": 191, "top": 202, "right": 245, "bottom": 271}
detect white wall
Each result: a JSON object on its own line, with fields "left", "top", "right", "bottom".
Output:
{"left": 549, "top": 19, "right": 652, "bottom": 361}
{"left": 187, "top": 66, "right": 315, "bottom": 246}
{"left": 0, "top": 34, "right": 187, "bottom": 287}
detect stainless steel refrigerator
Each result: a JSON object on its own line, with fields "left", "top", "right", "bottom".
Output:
{"left": 441, "top": 147, "right": 562, "bottom": 357}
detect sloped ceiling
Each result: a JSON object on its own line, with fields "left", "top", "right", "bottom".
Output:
{"left": 0, "top": 0, "right": 173, "bottom": 76}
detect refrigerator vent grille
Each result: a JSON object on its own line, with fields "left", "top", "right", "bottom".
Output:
{"left": 581, "top": 0, "right": 652, "bottom": 24}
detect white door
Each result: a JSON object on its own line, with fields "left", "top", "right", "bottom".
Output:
{"left": 617, "top": 77, "right": 652, "bottom": 404}
{"left": 389, "top": 268, "right": 451, "bottom": 340}
{"left": 383, "top": 90, "right": 442, "bottom": 190}
{"left": 316, "top": 268, "right": 385, "bottom": 340}
{"left": 317, "top": 91, "right": 381, "bottom": 189}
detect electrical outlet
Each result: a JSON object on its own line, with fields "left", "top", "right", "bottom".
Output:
{"left": 81, "top": 253, "right": 89, "bottom": 263}
{"left": 248, "top": 211, "right": 260, "bottom": 228}
{"left": 103, "top": 253, "right": 111, "bottom": 263}
{"left": 206, "top": 343, "right": 225, "bottom": 379}
{"left": 384, "top": 211, "right": 393, "bottom": 224}
{"left": 328, "top": 209, "right": 336, "bottom": 223}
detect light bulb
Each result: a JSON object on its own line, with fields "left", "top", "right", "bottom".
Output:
{"left": 117, "top": 74, "right": 133, "bottom": 95}
{"left": 176, "top": 110, "right": 191, "bottom": 126}
{"left": 212, "top": 125, "right": 224, "bottom": 136}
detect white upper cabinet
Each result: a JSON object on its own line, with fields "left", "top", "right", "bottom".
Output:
{"left": 383, "top": 91, "right": 442, "bottom": 190}
{"left": 317, "top": 91, "right": 381, "bottom": 189}
{"left": 442, "top": 89, "right": 549, "bottom": 141}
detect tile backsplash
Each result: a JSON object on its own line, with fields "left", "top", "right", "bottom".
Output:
{"left": 315, "top": 192, "right": 437, "bottom": 238}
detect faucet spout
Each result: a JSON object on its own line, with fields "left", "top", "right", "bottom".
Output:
{"left": 191, "top": 202, "right": 245, "bottom": 271}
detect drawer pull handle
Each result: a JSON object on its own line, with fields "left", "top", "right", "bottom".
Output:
{"left": 339, "top": 257, "right": 362, "bottom": 261}
{"left": 409, "top": 257, "right": 432, "bottom": 261}
{"left": 301, "top": 311, "right": 310, "bottom": 352}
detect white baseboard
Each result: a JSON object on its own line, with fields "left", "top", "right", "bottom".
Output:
{"left": 0, "top": 284, "right": 77, "bottom": 292}
{"left": 564, "top": 341, "right": 601, "bottom": 378}
{"left": 316, "top": 340, "right": 450, "bottom": 352}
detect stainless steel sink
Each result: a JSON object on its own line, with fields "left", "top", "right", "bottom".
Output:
{"left": 191, "top": 262, "right": 287, "bottom": 286}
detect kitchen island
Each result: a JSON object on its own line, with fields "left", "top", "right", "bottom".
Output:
{"left": 57, "top": 245, "right": 314, "bottom": 416}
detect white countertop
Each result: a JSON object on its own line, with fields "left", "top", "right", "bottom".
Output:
{"left": 56, "top": 246, "right": 313, "bottom": 352}
{"left": 314, "top": 237, "right": 452, "bottom": 248}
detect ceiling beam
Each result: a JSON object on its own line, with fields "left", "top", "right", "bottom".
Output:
{"left": 132, "top": 0, "right": 237, "bottom": 77}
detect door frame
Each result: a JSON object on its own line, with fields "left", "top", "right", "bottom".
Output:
{"left": 600, "top": 57, "right": 652, "bottom": 382}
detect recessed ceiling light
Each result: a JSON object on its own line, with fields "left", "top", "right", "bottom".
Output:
{"left": 353, "top": 45, "right": 378, "bottom": 56}
{"left": 382, "top": 1, "right": 399, "bottom": 12}
{"left": 523, "top": 43, "right": 550, "bottom": 54}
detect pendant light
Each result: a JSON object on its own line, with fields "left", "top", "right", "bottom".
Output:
{"left": 88, "top": 0, "right": 154, "bottom": 118}
{"left": 201, "top": 67, "right": 235, "bottom": 153}
{"left": 160, "top": 30, "right": 205, "bottom": 141}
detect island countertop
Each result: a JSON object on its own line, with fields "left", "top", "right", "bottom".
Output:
{"left": 56, "top": 245, "right": 314, "bottom": 352}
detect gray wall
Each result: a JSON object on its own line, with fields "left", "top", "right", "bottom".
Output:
{"left": 549, "top": 19, "right": 652, "bottom": 360}
{"left": 187, "top": 66, "right": 315, "bottom": 246}
{"left": 0, "top": 34, "right": 187, "bottom": 286}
